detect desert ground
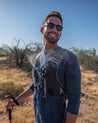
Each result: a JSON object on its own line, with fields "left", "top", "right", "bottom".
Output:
{"left": 0, "top": 57, "right": 98, "bottom": 123}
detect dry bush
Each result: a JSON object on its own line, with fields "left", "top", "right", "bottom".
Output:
{"left": 79, "top": 56, "right": 98, "bottom": 72}
{"left": 0, "top": 82, "right": 24, "bottom": 99}
{"left": 96, "top": 75, "right": 98, "bottom": 82}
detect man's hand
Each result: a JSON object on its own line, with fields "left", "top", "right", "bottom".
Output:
{"left": 65, "top": 111, "right": 78, "bottom": 123}
{"left": 5, "top": 100, "right": 16, "bottom": 113}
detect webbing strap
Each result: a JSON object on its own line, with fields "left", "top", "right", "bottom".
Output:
{"left": 39, "top": 60, "right": 49, "bottom": 73}
{"left": 38, "top": 48, "right": 63, "bottom": 73}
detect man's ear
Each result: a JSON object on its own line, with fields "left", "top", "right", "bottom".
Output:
{"left": 40, "top": 27, "right": 44, "bottom": 34}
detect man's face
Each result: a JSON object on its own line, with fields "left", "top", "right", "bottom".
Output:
{"left": 42, "top": 17, "right": 62, "bottom": 44}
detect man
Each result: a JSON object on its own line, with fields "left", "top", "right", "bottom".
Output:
{"left": 5, "top": 11, "right": 81, "bottom": 123}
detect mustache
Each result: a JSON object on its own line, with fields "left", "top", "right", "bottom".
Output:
{"left": 48, "top": 31, "right": 58, "bottom": 36}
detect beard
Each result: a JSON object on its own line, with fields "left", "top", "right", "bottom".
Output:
{"left": 44, "top": 31, "right": 60, "bottom": 44}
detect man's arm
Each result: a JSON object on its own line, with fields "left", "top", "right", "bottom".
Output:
{"left": 5, "top": 87, "right": 33, "bottom": 109}
{"left": 65, "top": 53, "right": 81, "bottom": 122}
{"left": 16, "top": 87, "right": 33, "bottom": 103}
{"left": 65, "top": 111, "right": 78, "bottom": 123}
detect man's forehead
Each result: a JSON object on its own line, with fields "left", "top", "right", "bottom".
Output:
{"left": 46, "top": 16, "right": 62, "bottom": 25}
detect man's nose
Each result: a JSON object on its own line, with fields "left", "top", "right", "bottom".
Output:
{"left": 52, "top": 25, "right": 57, "bottom": 31}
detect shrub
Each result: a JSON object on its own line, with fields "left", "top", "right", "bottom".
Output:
{"left": 96, "top": 75, "right": 98, "bottom": 82}
{"left": 70, "top": 47, "right": 98, "bottom": 72}
{"left": 84, "top": 56, "right": 98, "bottom": 72}
{"left": 0, "top": 51, "right": 7, "bottom": 56}
{"left": 0, "top": 82, "right": 24, "bottom": 99}
{"left": 0, "top": 50, "right": 10, "bottom": 57}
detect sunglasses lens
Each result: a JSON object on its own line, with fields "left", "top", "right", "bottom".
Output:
{"left": 56, "top": 25, "right": 63, "bottom": 31}
{"left": 47, "top": 23, "right": 55, "bottom": 29}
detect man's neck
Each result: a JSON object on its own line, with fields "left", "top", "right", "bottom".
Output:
{"left": 43, "top": 41, "right": 58, "bottom": 52}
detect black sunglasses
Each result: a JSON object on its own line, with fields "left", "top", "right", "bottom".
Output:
{"left": 44, "top": 23, "right": 63, "bottom": 32}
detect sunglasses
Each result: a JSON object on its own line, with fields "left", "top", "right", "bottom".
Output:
{"left": 44, "top": 23, "right": 63, "bottom": 32}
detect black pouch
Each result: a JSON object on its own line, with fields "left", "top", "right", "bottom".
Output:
{"left": 45, "top": 69, "right": 65, "bottom": 98}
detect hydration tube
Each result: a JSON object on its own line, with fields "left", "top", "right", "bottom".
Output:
{"left": 39, "top": 60, "right": 49, "bottom": 73}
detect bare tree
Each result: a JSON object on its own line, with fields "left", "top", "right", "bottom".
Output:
{"left": 1, "top": 39, "right": 42, "bottom": 68}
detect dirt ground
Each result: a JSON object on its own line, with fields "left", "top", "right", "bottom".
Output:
{"left": 0, "top": 57, "right": 98, "bottom": 123}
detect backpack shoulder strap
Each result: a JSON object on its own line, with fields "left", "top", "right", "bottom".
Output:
{"left": 56, "top": 49, "right": 68, "bottom": 99}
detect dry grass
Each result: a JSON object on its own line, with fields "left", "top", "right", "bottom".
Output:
{"left": 78, "top": 66, "right": 98, "bottom": 123}
{"left": 0, "top": 57, "right": 34, "bottom": 123}
{"left": 0, "top": 98, "right": 35, "bottom": 123}
{"left": 0, "top": 57, "right": 98, "bottom": 123}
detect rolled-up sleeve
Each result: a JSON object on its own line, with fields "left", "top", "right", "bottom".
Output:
{"left": 30, "top": 82, "right": 34, "bottom": 91}
{"left": 66, "top": 54, "right": 81, "bottom": 115}
{"left": 29, "top": 67, "right": 35, "bottom": 91}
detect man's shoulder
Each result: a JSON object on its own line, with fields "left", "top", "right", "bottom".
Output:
{"left": 60, "top": 47, "right": 77, "bottom": 60}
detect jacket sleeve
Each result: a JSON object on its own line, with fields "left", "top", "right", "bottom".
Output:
{"left": 65, "top": 53, "right": 81, "bottom": 115}
{"left": 29, "top": 67, "right": 35, "bottom": 91}
{"left": 29, "top": 82, "right": 34, "bottom": 91}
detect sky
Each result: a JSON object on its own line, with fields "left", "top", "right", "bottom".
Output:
{"left": 0, "top": 0, "right": 98, "bottom": 54}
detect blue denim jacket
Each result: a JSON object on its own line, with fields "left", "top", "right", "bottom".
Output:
{"left": 30, "top": 47, "right": 81, "bottom": 123}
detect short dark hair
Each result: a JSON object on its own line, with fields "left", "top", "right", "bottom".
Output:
{"left": 43, "top": 11, "right": 63, "bottom": 26}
